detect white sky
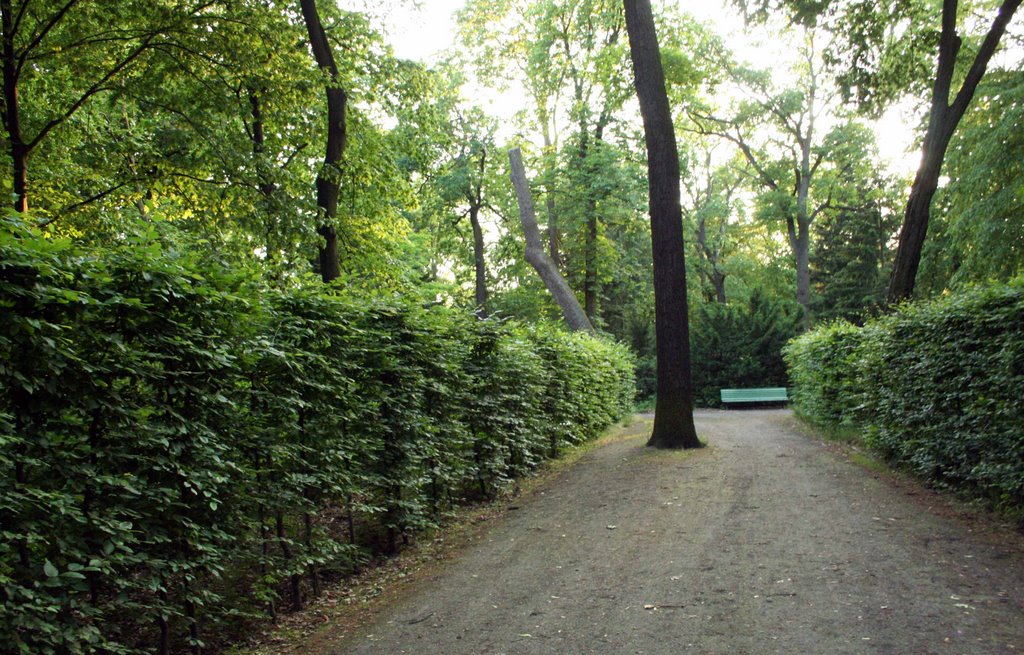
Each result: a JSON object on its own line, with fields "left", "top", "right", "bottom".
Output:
{"left": 348, "top": 0, "right": 922, "bottom": 177}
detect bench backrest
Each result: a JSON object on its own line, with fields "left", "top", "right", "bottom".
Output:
{"left": 720, "top": 387, "right": 789, "bottom": 403}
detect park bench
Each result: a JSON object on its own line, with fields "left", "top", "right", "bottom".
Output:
{"left": 720, "top": 387, "right": 789, "bottom": 407}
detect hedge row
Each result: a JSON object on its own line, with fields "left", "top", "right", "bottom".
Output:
{"left": 0, "top": 218, "right": 636, "bottom": 654}
{"left": 784, "top": 281, "right": 1024, "bottom": 517}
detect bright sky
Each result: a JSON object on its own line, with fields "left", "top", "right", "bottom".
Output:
{"left": 348, "top": 0, "right": 922, "bottom": 177}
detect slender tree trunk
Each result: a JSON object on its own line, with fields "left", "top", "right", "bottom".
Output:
{"left": 1, "top": 0, "right": 27, "bottom": 212}
{"left": 508, "top": 147, "right": 595, "bottom": 334}
{"left": 795, "top": 221, "right": 811, "bottom": 326}
{"left": 541, "top": 124, "right": 562, "bottom": 266}
{"left": 158, "top": 587, "right": 170, "bottom": 655}
{"left": 299, "top": 0, "right": 346, "bottom": 283}
{"left": 580, "top": 112, "right": 612, "bottom": 321}
{"left": 696, "top": 217, "right": 727, "bottom": 304}
{"left": 887, "top": 0, "right": 1021, "bottom": 302}
{"left": 468, "top": 147, "right": 489, "bottom": 317}
{"left": 794, "top": 166, "right": 812, "bottom": 327}
{"left": 584, "top": 212, "right": 598, "bottom": 318}
{"left": 624, "top": 0, "right": 701, "bottom": 449}
{"left": 249, "top": 92, "right": 282, "bottom": 266}
{"left": 276, "top": 511, "right": 303, "bottom": 611}
{"left": 469, "top": 204, "right": 488, "bottom": 316}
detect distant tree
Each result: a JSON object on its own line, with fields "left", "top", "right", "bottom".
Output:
{"left": 624, "top": 0, "right": 701, "bottom": 449}
{"left": 810, "top": 124, "right": 901, "bottom": 321}
{"left": 687, "top": 31, "right": 835, "bottom": 327}
{"left": 731, "top": 0, "right": 1022, "bottom": 301}
{"left": 680, "top": 144, "right": 743, "bottom": 304}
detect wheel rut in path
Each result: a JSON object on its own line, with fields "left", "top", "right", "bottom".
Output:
{"left": 333, "top": 410, "right": 1024, "bottom": 655}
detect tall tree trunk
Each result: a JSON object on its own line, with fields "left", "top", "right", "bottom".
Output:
{"left": 469, "top": 204, "right": 488, "bottom": 316}
{"left": 584, "top": 211, "right": 598, "bottom": 318}
{"left": 299, "top": 0, "right": 346, "bottom": 283}
{"left": 794, "top": 170, "right": 812, "bottom": 328}
{"left": 541, "top": 122, "right": 562, "bottom": 266}
{"left": 887, "top": 0, "right": 1021, "bottom": 302}
{"left": 696, "top": 217, "right": 727, "bottom": 304}
{"left": 624, "top": 0, "right": 701, "bottom": 450}
{"left": 508, "top": 147, "right": 595, "bottom": 334}
{"left": 582, "top": 113, "right": 612, "bottom": 321}
{"left": 468, "top": 146, "right": 489, "bottom": 317}
{"left": 1, "top": 0, "right": 26, "bottom": 212}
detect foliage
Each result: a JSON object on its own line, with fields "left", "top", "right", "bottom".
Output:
{"left": 783, "top": 320, "right": 867, "bottom": 425}
{"left": 785, "top": 281, "right": 1024, "bottom": 518}
{"left": 0, "top": 215, "right": 635, "bottom": 654}
{"left": 920, "top": 68, "right": 1024, "bottom": 293}
{"left": 690, "top": 290, "right": 801, "bottom": 406}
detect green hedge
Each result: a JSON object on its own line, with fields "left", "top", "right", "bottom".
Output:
{"left": 784, "top": 281, "right": 1024, "bottom": 517}
{"left": 0, "top": 218, "right": 635, "bottom": 654}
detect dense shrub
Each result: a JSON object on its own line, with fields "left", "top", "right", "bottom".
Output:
{"left": 690, "top": 290, "right": 800, "bottom": 406}
{"left": 0, "top": 218, "right": 635, "bottom": 654}
{"left": 783, "top": 320, "right": 865, "bottom": 425}
{"left": 784, "top": 281, "right": 1024, "bottom": 517}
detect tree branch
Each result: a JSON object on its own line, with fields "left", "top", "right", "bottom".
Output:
{"left": 949, "top": 0, "right": 1022, "bottom": 121}
{"left": 26, "top": 32, "right": 156, "bottom": 153}
{"left": 15, "top": 0, "right": 78, "bottom": 77}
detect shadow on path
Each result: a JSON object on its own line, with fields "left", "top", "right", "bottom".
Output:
{"left": 326, "top": 410, "right": 1024, "bottom": 655}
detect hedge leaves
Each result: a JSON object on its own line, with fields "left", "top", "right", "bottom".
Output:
{"left": 784, "top": 281, "right": 1024, "bottom": 518}
{"left": 0, "top": 217, "right": 635, "bottom": 654}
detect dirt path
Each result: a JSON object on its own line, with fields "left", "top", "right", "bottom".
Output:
{"left": 331, "top": 410, "right": 1024, "bottom": 655}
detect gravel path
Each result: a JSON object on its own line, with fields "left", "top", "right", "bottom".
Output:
{"left": 334, "top": 410, "right": 1024, "bottom": 655}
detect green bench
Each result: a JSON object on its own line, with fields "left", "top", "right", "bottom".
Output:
{"left": 720, "top": 387, "right": 789, "bottom": 406}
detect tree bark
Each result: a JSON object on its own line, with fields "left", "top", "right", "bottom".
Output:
{"left": 468, "top": 145, "right": 489, "bottom": 317}
{"left": 469, "top": 204, "right": 488, "bottom": 316}
{"left": 623, "top": 0, "right": 701, "bottom": 449}
{"left": 3, "top": 0, "right": 29, "bottom": 212}
{"left": 696, "top": 216, "right": 727, "bottom": 304}
{"left": 299, "top": 0, "right": 346, "bottom": 283}
{"left": 540, "top": 122, "right": 562, "bottom": 266}
{"left": 508, "top": 147, "right": 595, "bottom": 334}
{"left": 582, "top": 111, "right": 612, "bottom": 321}
{"left": 887, "top": 0, "right": 1021, "bottom": 302}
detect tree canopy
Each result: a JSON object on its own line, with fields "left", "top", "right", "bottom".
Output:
{"left": 1, "top": 0, "right": 1022, "bottom": 648}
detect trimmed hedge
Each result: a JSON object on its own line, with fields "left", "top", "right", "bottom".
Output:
{"left": 0, "top": 218, "right": 635, "bottom": 654}
{"left": 784, "top": 281, "right": 1024, "bottom": 518}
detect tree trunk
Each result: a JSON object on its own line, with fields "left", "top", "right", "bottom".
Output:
{"left": 2, "top": 0, "right": 26, "bottom": 212}
{"left": 541, "top": 124, "right": 562, "bottom": 266}
{"left": 580, "top": 111, "right": 612, "bottom": 321}
{"left": 624, "top": 0, "right": 701, "bottom": 450}
{"left": 468, "top": 146, "right": 489, "bottom": 317}
{"left": 299, "top": 0, "right": 346, "bottom": 283}
{"left": 887, "top": 0, "right": 1021, "bottom": 303}
{"left": 585, "top": 211, "right": 598, "bottom": 318}
{"left": 508, "top": 147, "right": 595, "bottom": 334}
{"left": 696, "top": 216, "right": 727, "bottom": 304}
{"left": 794, "top": 221, "right": 811, "bottom": 327}
{"left": 469, "top": 204, "right": 488, "bottom": 316}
